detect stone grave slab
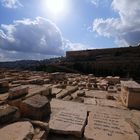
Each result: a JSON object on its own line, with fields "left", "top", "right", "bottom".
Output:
{"left": 24, "top": 84, "right": 50, "bottom": 99}
{"left": 121, "top": 80, "right": 140, "bottom": 109}
{"left": 0, "top": 104, "right": 20, "bottom": 124}
{"left": 8, "top": 85, "right": 29, "bottom": 100}
{"left": 20, "top": 94, "right": 50, "bottom": 120}
{"left": 56, "top": 89, "right": 69, "bottom": 99}
{"left": 49, "top": 108, "right": 87, "bottom": 137}
{"left": 0, "top": 80, "right": 9, "bottom": 93}
{"left": 51, "top": 88, "right": 62, "bottom": 96}
{"left": 84, "top": 106, "right": 138, "bottom": 140}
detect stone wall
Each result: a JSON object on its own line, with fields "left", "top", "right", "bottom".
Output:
{"left": 66, "top": 46, "right": 140, "bottom": 79}
{"left": 66, "top": 46, "right": 140, "bottom": 61}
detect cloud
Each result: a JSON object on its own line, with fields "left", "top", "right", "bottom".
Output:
{"left": 0, "top": 17, "right": 64, "bottom": 56}
{"left": 0, "top": 17, "right": 88, "bottom": 61}
{"left": 63, "top": 40, "right": 92, "bottom": 51}
{"left": 1, "top": 0, "right": 23, "bottom": 8}
{"left": 93, "top": 0, "right": 140, "bottom": 46}
{"left": 90, "top": 0, "right": 99, "bottom": 6}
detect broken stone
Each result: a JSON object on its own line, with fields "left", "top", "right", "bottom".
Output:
{"left": 85, "top": 90, "right": 108, "bottom": 99}
{"left": 108, "top": 85, "right": 117, "bottom": 93}
{"left": 20, "top": 94, "right": 50, "bottom": 120}
{"left": 128, "top": 110, "right": 140, "bottom": 137}
{"left": 106, "top": 93, "right": 116, "bottom": 100}
{"left": 31, "top": 120, "right": 49, "bottom": 131}
{"left": 84, "top": 106, "right": 139, "bottom": 140}
{"left": 106, "top": 76, "right": 120, "bottom": 85}
{"left": 33, "top": 128, "right": 47, "bottom": 140}
{"left": 0, "top": 121, "right": 34, "bottom": 140}
{"left": 55, "top": 86, "right": 78, "bottom": 99}
{"left": 56, "top": 89, "right": 69, "bottom": 99}
{"left": 50, "top": 72, "right": 66, "bottom": 81}
{"left": 8, "top": 86, "right": 29, "bottom": 100}
{"left": 0, "top": 104, "right": 20, "bottom": 124}
{"left": 49, "top": 108, "right": 87, "bottom": 137}
{"left": 8, "top": 98, "right": 22, "bottom": 108}
{"left": 24, "top": 85, "right": 50, "bottom": 99}
{"left": 51, "top": 88, "right": 62, "bottom": 97}
{"left": 62, "top": 95, "right": 72, "bottom": 101}
{"left": 66, "top": 86, "right": 78, "bottom": 94}
{"left": 77, "top": 90, "right": 85, "bottom": 97}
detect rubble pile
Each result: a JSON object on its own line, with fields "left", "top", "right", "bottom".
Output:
{"left": 0, "top": 70, "right": 140, "bottom": 140}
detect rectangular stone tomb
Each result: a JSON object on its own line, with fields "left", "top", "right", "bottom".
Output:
{"left": 0, "top": 80, "right": 9, "bottom": 93}
{"left": 121, "top": 80, "right": 140, "bottom": 109}
{"left": 20, "top": 94, "right": 50, "bottom": 120}
{"left": 8, "top": 86, "right": 29, "bottom": 100}
{"left": 49, "top": 109, "right": 87, "bottom": 137}
{"left": 84, "top": 108, "right": 139, "bottom": 140}
{"left": 0, "top": 104, "right": 20, "bottom": 124}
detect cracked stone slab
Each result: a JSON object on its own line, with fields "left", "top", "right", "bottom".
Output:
{"left": 49, "top": 108, "right": 87, "bottom": 137}
{"left": 84, "top": 106, "right": 139, "bottom": 140}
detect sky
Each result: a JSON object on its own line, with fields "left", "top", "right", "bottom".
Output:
{"left": 0, "top": 0, "right": 140, "bottom": 61}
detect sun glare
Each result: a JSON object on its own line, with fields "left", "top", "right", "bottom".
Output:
{"left": 45, "top": 0, "right": 66, "bottom": 16}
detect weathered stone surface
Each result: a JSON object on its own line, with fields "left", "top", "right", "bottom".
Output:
{"left": 0, "top": 121, "right": 34, "bottom": 140}
{"left": 128, "top": 110, "right": 140, "bottom": 137}
{"left": 56, "top": 86, "right": 78, "bottom": 99}
{"left": 0, "top": 80, "right": 9, "bottom": 93}
{"left": 49, "top": 108, "right": 87, "bottom": 137}
{"left": 0, "top": 92, "right": 9, "bottom": 101}
{"left": 48, "top": 133, "right": 80, "bottom": 140}
{"left": 8, "top": 98, "right": 22, "bottom": 108}
{"left": 31, "top": 120, "right": 49, "bottom": 131}
{"left": 66, "top": 86, "right": 78, "bottom": 94}
{"left": 8, "top": 86, "right": 29, "bottom": 100}
{"left": 85, "top": 90, "right": 108, "bottom": 99}
{"left": 84, "top": 106, "right": 138, "bottom": 140}
{"left": 24, "top": 84, "right": 50, "bottom": 99}
{"left": 51, "top": 88, "right": 62, "bottom": 96}
{"left": 50, "top": 72, "right": 66, "bottom": 81}
{"left": 20, "top": 94, "right": 50, "bottom": 120}
{"left": 121, "top": 80, "right": 140, "bottom": 109}
{"left": 77, "top": 90, "right": 85, "bottom": 97}
{"left": 84, "top": 98, "right": 125, "bottom": 109}
{"left": 97, "top": 99, "right": 125, "bottom": 109}
{"left": 0, "top": 104, "right": 20, "bottom": 124}
{"left": 56, "top": 89, "right": 69, "bottom": 99}
{"left": 108, "top": 86, "right": 117, "bottom": 93}
{"left": 62, "top": 95, "right": 72, "bottom": 101}
{"left": 106, "top": 76, "right": 120, "bottom": 85}
{"left": 50, "top": 99, "right": 86, "bottom": 116}
{"left": 84, "top": 98, "right": 97, "bottom": 105}
{"left": 33, "top": 128, "right": 47, "bottom": 140}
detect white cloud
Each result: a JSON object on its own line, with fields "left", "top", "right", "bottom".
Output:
{"left": 1, "top": 0, "right": 23, "bottom": 8}
{"left": 0, "top": 17, "right": 89, "bottom": 61}
{"left": 90, "top": 0, "right": 99, "bottom": 6}
{"left": 93, "top": 0, "right": 140, "bottom": 46}
{"left": 0, "top": 17, "right": 64, "bottom": 56}
{"left": 63, "top": 39, "right": 92, "bottom": 51}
